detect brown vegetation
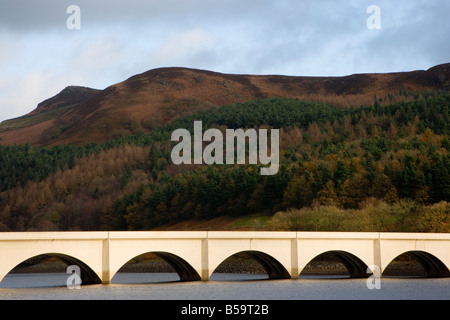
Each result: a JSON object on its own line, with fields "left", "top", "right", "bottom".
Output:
{"left": 1, "top": 64, "right": 449, "bottom": 146}
{"left": 0, "top": 145, "right": 149, "bottom": 231}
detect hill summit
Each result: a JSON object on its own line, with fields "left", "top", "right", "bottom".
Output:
{"left": 1, "top": 64, "right": 449, "bottom": 146}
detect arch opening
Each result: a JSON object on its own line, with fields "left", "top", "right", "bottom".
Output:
{"left": 211, "top": 251, "right": 291, "bottom": 281}
{"left": 300, "top": 251, "right": 369, "bottom": 279}
{"left": 114, "top": 252, "right": 201, "bottom": 283}
{"left": 2, "top": 253, "right": 101, "bottom": 288}
{"left": 384, "top": 251, "right": 450, "bottom": 278}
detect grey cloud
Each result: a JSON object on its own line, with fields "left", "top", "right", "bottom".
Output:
{"left": 1, "top": 1, "right": 449, "bottom": 78}
{"left": 0, "top": 0, "right": 277, "bottom": 33}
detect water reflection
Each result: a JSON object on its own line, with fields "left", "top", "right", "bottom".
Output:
{"left": 1, "top": 272, "right": 450, "bottom": 300}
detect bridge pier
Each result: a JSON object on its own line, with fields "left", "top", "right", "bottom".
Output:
{"left": 201, "top": 238, "right": 209, "bottom": 281}
{"left": 102, "top": 238, "right": 111, "bottom": 284}
{"left": 290, "top": 238, "right": 299, "bottom": 279}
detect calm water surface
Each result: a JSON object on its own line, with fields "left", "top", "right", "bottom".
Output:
{"left": 1, "top": 273, "right": 449, "bottom": 300}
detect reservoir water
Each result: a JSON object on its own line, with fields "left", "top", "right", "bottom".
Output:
{"left": 1, "top": 272, "right": 449, "bottom": 300}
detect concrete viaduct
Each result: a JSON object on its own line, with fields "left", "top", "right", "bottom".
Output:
{"left": 0, "top": 231, "right": 449, "bottom": 284}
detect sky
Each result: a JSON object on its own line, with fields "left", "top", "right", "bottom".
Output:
{"left": 0, "top": 0, "right": 449, "bottom": 122}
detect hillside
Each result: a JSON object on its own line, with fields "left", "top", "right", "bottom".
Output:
{"left": 1, "top": 64, "right": 449, "bottom": 146}
{"left": 0, "top": 64, "right": 449, "bottom": 232}
{"left": 0, "top": 94, "right": 449, "bottom": 232}
{"left": 0, "top": 86, "right": 101, "bottom": 145}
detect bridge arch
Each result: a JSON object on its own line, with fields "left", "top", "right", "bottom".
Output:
{"left": 384, "top": 251, "right": 450, "bottom": 278}
{"left": 3, "top": 253, "right": 101, "bottom": 285}
{"left": 211, "top": 250, "right": 291, "bottom": 280}
{"left": 152, "top": 252, "right": 202, "bottom": 281}
{"left": 300, "top": 250, "right": 370, "bottom": 278}
{"left": 113, "top": 251, "right": 201, "bottom": 282}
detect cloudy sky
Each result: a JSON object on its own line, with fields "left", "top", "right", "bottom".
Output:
{"left": 0, "top": 0, "right": 449, "bottom": 122}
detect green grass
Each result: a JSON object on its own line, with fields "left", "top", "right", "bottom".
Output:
{"left": 229, "top": 215, "right": 273, "bottom": 229}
